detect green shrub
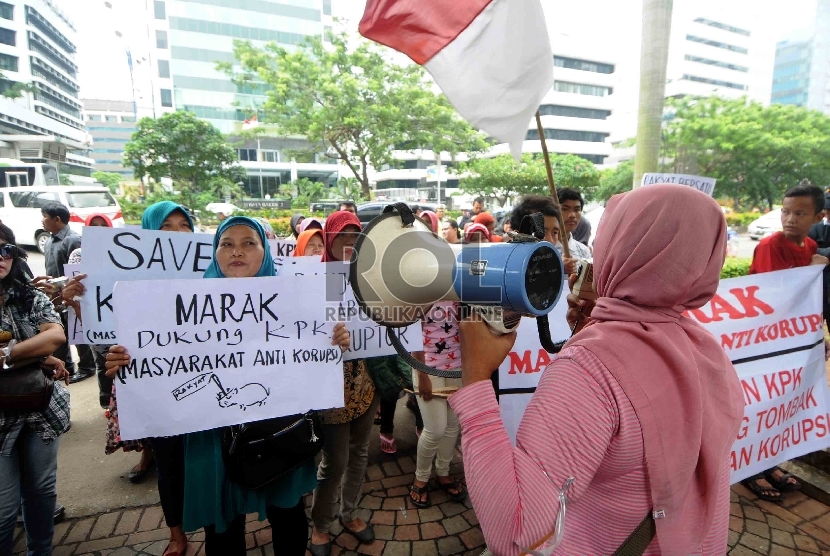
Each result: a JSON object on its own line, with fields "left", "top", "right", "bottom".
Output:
{"left": 725, "top": 212, "right": 761, "bottom": 227}
{"left": 721, "top": 258, "right": 752, "bottom": 279}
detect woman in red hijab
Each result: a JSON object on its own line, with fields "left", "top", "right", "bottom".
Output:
{"left": 452, "top": 186, "right": 744, "bottom": 555}
{"left": 310, "top": 211, "right": 381, "bottom": 555}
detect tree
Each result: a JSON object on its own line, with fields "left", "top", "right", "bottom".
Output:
{"left": 92, "top": 171, "right": 123, "bottom": 193}
{"left": 123, "top": 111, "right": 246, "bottom": 206}
{"left": 597, "top": 161, "right": 634, "bottom": 201}
{"left": 219, "top": 29, "right": 487, "bottom": 199}
{"left": 633, "top": 0, "right": 674, "bottom": 187}
{"left": 460, "top": 154, "right": 600, "bottom": 206}
{"left": 662, "top": 97, "right": 830, "bottom": 209}
{"left": 0, "top": 70, "right": 35, "bottom": 100}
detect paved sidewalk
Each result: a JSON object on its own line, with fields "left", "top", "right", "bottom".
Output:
{"left": 13, "top": 446, "right": 830, "bottom": 556}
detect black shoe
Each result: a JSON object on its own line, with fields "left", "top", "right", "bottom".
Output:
{"left": 338, "top": 517, "right": 375, "bottom": 544}
{"left": 127, "top": 459, "right": 155, "bottom": 484}
{"left": 308, "top": 541, "right": 332, "bottom": 556}
{"left": 68, "top": 370, "right": 95, "bottom": 384}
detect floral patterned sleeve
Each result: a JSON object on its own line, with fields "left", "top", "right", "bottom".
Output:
{"left": 67, "top": 248, "right": 82, "bottom": 266}
{"left": 31, "top": 289, "right": 62, "bottom": 328}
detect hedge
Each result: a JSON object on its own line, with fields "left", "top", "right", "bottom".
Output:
{"left": 721, "top": 258, "right": 751, "bottom": 279}
{"left": 725, "top": 212, "right": 764, "bottom": 227}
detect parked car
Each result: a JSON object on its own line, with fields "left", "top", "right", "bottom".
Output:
{"left": 0, "top": 185, "right": 124, "bottom": 252}
{"left": 356, "top": 201, "right": 391, "bottom": 224}
{"left": 309, "top": 201, "right": 340, "bottom": 214}
{"left": 747, "top": 209, "right": 782, "bottom": 241}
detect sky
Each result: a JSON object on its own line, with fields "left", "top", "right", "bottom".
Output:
{"left": 70, "top": 0, "right": 818, "bottom": 138}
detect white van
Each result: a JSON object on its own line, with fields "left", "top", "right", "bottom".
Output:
{"left": 0, "top": 185, "right": 125, "bottom": 252}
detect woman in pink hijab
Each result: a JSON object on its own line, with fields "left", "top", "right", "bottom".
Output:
{"left": 451, "top": 185, "right": 744, "bottom": 555}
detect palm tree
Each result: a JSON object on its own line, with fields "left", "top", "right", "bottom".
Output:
{"left": 633, "top": 0, "right": 674, "bottom": 188}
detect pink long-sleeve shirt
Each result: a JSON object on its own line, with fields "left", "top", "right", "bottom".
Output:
{"left": 449, "top": 345, "right": 731, "bottom": 555}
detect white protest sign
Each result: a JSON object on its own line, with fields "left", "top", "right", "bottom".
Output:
{"left": 496, "top": 279, "right": 571, "bottom": 443}
{"left": 62, "top": 263, "right": 85, "bottom": 345}
{"left": 112, "top": 274, "right": 345, "bottom": 440}
{"left": 683, "top": 266, "right": 830, "bottom": 483}
{"left": 78, "top": 226, "right": 299, "bottom": 344}
{"left": 641, "top": 172, "right": 716, "bottom": 196}
{"left": 277, "top": 258, "right": 424, "bottom": 360}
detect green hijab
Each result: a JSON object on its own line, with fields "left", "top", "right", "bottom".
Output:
{"left": 141, "top": 201, "right": 194, "bottom": 231}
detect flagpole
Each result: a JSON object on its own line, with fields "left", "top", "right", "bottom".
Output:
{"left": 534, "top": 111, "right": 571, "bottom": 259}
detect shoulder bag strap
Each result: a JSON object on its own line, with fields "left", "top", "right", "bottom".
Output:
{"left": 613, "top": 512, "right": 656, "bottom": 556}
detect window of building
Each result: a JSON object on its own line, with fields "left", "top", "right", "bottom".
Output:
{"left": 681, "top": 74, "right": 747, "bottom": 91}
{"left": 693, "top": 18, "right": 750, "bottom": 37}
{"left": 0, "top": 2, "right": 11, "bottom": 20}
{"left": 686, "top": 35, "right": 748, "bottom": 54}
{"left": 87, "top": 114, "right": 102, "bottom": 121}
{"left": 168, "top": 17, "right": 306, "bottom": 45}
{"left": 158, "top": 59, "right": 170, "bottom": 79}
{"left": 525, "top": 128, "right": 609, "bottom": 143}
{"left": 154, "top": 0, "right": 166, "bottom": 20}
{"left": 0, "top": 53, "right": 17, "bottom": 72}
{"left": 553, "top": 81, "right": 612, "bottom": 96}
{"left": 538, "top": 104, "right": 611, "bottom": 120}
{"left": 684, "top": 54, "right": 748, "bottom": 73}
{"left": 238, "top": 148, "right": 257, "bottom": 161}
{"left": 160, "top": 88, "right": 172, "bottom": 107}
{"left": 156, "top": 29, "right": 168, "bottom": 49}
{"left": 122, "top": 115, "right": 136, "bottom": 122}
{"left": 0, "top": 27, "right": 14, "bottom": 46}
{"left": 554, "top": 56, "right": 614, "bottom": 74}
{"left": 574, "top": 154, "right": 606, "bottom": 164}
{"left": 105, "top": 115, "right": 118, "bottom": 122}
{"left": 262, "top": 150, "right": 279, "bottom": 162}
{"left": 323, "top": 0, "right": 332, "bottom": 15}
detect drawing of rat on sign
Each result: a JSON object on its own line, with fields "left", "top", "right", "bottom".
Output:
{"left": 172, "top": 373, "right": 269, "bottom": 411}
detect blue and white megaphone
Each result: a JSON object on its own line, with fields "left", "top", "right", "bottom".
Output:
{"left": 350, "top": 204, "right": 565, "bottom": 377}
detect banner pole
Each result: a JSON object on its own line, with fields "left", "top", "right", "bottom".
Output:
{"left": 535, "top": 110, "right": 571, "bottom": 259}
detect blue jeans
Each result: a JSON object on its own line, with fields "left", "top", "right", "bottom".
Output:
{"left": 0, "top": 426, "right": 60, "bottom": 556}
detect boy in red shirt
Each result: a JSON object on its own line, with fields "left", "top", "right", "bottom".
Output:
{"left": 745, "top": 184, "right": 828, "bottom": 501}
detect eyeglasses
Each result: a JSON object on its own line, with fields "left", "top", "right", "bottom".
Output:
{"left": 0, "top": 244, "right": 23, "bottom": 260}
{"left": 516, "top": 475, "right": 574, "bottom": 556}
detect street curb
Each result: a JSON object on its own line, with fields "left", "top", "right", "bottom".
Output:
{"left": 782, "top": 458, "right": 830, "bottom": 507}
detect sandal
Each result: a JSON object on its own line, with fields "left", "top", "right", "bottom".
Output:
{"left": 379, "top": 433, "right": 397, "bottom": 454}
{"left": 764, "top": 467, "right": 802, "bottom": 492}
{"left": 437, "top": 478, "right": 467, "bottom": 503}
{"left": 742, "top": 475, "right": 782, "bottom": 502}
{"left": 162, "top": 541, "right": 188, "bottom": 556}
{"left": 409, "top": 483, "right": 431, "bottom": 508}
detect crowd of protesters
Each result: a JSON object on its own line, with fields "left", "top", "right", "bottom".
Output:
{"left": 3, "top": 183, "right": 827, "bottom": 555}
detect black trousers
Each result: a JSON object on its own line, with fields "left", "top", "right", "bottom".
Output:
{"left": 203, "top": 500, "right": 307, "bottom": 556}
{"left": 148, "top": 436, "right": 184, "bottom": 529}
{"left": 379, "top": 396, "right": 397, "bottom": 435}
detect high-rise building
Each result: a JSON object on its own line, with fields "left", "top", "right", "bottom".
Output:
{"left": 664, "top": 4, "right": 774, "bottom": 103}
{"left": 141, "top": 0, "right": 338, "bottom": 197}
{"left": 771, "top": 0, "right": 830, "bottom": 111}
{"left": 83, "top": 98, "right": 137, "bottom": 178}
{"left": 0, "top": 0, "right": 93, "bottom": 176}
{"left": 371, "top": 35, "right": 616, "bottom": 202}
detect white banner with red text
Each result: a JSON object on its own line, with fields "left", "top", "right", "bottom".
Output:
{"left": 498, "top": 266, "right": 830, "bottom": 484}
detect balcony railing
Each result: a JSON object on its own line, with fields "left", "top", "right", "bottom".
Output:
{"left": 25, "top": 6, "right": 76, "bottom": 54}
{"left": 28, "top": 31, "right": 77, "bottom": 77}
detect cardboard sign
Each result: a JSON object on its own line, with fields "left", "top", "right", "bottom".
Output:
{"left": 641, "top": 173, "right": 716, "bottom": 196}
{"left": 112, "top": 274, "right": 345, "bottom": 440}
{"left": 276, "top": 259, "right": 424, "bottom": 361}
{"left": 62, "top": 263, "right": 85, "bottom": 345}
{"left": 78, "top": 226, "right": 297, "bottom": 343}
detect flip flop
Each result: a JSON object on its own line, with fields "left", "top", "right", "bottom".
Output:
{"left": 741, "top": 476, "right": 782, "bottom": 502}
{"left": 437, "top": 478, "right": 467, "bottom": 503}
{"left": 409, "top": 483, "right": 431, "bottom": 508}
{"left": 379, "top": 433, "right": 397, "bottom": 454}
{"left": 764, "top": 468, "right": 802, "bottom": 492}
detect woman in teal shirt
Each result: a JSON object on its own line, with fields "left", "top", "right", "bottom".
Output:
{"left": 107, "top": 217, "right": 351, "bottom": 555}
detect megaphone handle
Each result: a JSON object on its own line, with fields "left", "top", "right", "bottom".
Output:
{"left": 386, "top": 327, "right": 462, "bottom": 379}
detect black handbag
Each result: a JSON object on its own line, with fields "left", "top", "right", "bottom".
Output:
{"left": 221, "top": 411, "right": 324, "bottom": 490}
{"left": 0, "top": 362, "right": 54, "bottom": 413}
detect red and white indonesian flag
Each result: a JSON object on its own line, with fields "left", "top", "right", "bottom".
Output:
{"left": 360, "top": 0, "right": 554, "bottom": 159}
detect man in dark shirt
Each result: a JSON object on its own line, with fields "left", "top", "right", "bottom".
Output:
{"left": 38, "top": 202, "right": 92, "bottom": 383}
